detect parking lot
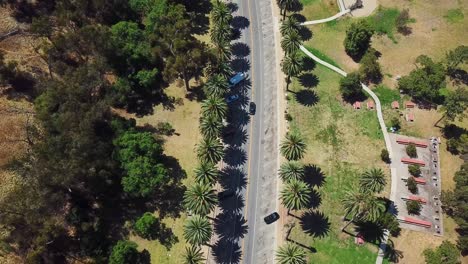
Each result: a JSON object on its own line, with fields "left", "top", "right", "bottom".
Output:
{"left": 389, "top": 133, "right": 443, "bottom": 236}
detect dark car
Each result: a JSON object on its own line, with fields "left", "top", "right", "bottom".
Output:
{"left": 218, "top": 190, "right": 235, "bottom": 200}
{"left": 249, "top": 102, "right": 256, "bottom": 115}
{"left": 264, "top": 212, "right": 280, "bottom": 224}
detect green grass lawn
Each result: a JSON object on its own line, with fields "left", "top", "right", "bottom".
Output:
{"left": 444, "top": 8, "right": 464, "bottom": 23}
{"left": 287, "top": 64, "right": 385, "bottom": 263}
{"left": 366, "top": 7, "right": 401, "bottom": 43}
{"left": 373, "top": 85, "right": 401, "bottom": 108}
{"left": 303, "top": 45, "right": 341, "bottom": 68}
{"left": 300, "top": 0, "right": 339, "bottom": 20}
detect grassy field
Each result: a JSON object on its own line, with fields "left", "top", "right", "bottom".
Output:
{"left": 296, "top": 0, "right": 467, "bottom": 263}
{"left": 129, "top": 83, "right": 202, "bottom": 263}
{"left": 287, "top": 63, "right": 387, "bottom": 263}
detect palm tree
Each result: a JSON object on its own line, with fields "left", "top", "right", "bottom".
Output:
{"left": 183, "top": 182, "right": 218, "bottom": 216}
{"left": 211, "top": 1, "right": 232, "bottom": 27}
{"left": 211, "top": 23, "right": 232, "bottom": 45}
{"left": 277, "top": 0, "right": 300, "bottom": 20}
{"left": 280, "top": 16, "right": 300, "bottom": 36}
{"left": 360, "top": 168, "right": 387, "bottom": 194}
{"left": 201, "top": 96, "right": 228, "bottom": 121}
{"left": 280, "top": 131, "right": 306, "bottom": 160}
{"left": 197, "top": 137, "right": 224, "bottom": 164}
{"left": 183, "top": 215, "right": 212, "bottom": 246}
{"left": 194, "top": 162, "right": 218, "bottom": 185}
{"left": 214, "top": 39, "right": 232, "bottom": 62}
{"left": 281, "top": 52, "right": 302, "bottom": 91}
{"left": 341, "top": 190, "right": 386, "bottom": 231}
{"left": 183, "top": 245, "right": 205, "bottom": 264}
{"left": 205, "top": 74, "right": 229, "bottom": 98}
{"left": 200, "top": 115, "right": 223, "bottom": 139}
{"left": 281, "top": 30, "right": 301, "bottom": 56}
{"left": 279, "top": 161, "right": 305, "bottom": 182}
{"left": 280, "top": 179, "right": 311, "bottom": 215}
{"left": 276, "top": 243, "right": 306, "bottom": 264}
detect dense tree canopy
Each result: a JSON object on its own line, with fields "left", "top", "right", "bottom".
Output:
{"left": 339, "top": 72, "right": 366, "bottom": 102}
{"left": 344, "top": 21, "right": 374, "bottom": 60}
{"left": 398, "top": 55, "right": 446, "bottom": 104}
{"left": 424, "top": 241, "right": 460, "bottom": 264}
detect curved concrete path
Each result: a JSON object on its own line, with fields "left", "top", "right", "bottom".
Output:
{"left": 297, "top": 8, "right": 396, "bottom": 264}
{"left": 300, "top": 10, "right": 350, "bottom": 26}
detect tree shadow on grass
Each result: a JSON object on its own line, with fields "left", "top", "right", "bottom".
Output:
{"left": 295, "top": 89, "right": 319, "bottom": 106}
{"left": 299, "top": 26, "right": 313, "bottom": 41}
{"left": 290, "top": 13, "right": 306, "bottom": 23}
{"left": 158, "top": 222, "right": 179, "bottom": 249}
{"left": 354, "top": 221, "right": 385, "bottom": 245}
{"left": 212, "top": 239, "right": 242, "bottom": 264}
{"left": 303, "top": 164, "right": 326, "bottom": 188}
{"left": 231, "top": 16, "right": 250, "bottom": 30}
{"left": 231, "top": 42, "right": 250, "bottom": 58}
{"left": 302, "top": 56, "right": 316, "bottom": 71}
{"left": 307, "top": 189, "right": 322, "bottom": 209}
{"left": 300, "top": 210, "right": 330, "bottom": 238}
{"left": 298, "top": 73, "right": 319, "bottom": 88}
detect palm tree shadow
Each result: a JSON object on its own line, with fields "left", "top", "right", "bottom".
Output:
{"left": 219, "top": 194, "right": 245, "bottom": 216}
{"left": 214, "top": 211, "right": 248, "bottom": 242}
{"left": 354, "top": 221, "right": 385, "bottom": 245}
{"left": 299, "top": 26, "right": 313, "bottom": 41}
{"left": 290, "top": 13, "right": 306, "bottom": 23}
{"left": 295, "top": 89, "right": 319, "bottom": 106}
{"left": 223, "top": 146, "right": 247, "bottom": 166}
{"left": 303, "top": 164, "right": 326, "bottom": 188}
{"left": 307, "top": 189, "right": 322, "bottom": 209}
{"left": 219, "top": 167, "right": 247, "bottom": 191}
{"left": 231, "top": 42, "right": 250, "bottom": 58}
{"left": 299, "top": 73, "right": 319, "bottom": 88}
{"left": 231, "top": 58, "right": 250, "bottom": 73}
{"left": 300, "top": 210, "right": 330, "bottom": 238}
{"left": 302, "top": 56, "right": 316, "bottom": 71}
{"left": 212, "top": 239, "right": 242, "bottom": 264}
{"left": 222, "top": 127, "right": 248, "bottom": 147}
{"left": 231, "top": 16, "right": 250, "bottom": 30}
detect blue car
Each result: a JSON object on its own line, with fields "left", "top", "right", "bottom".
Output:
{"left": 226, "top": 94, "right": 239, "bottom": 103}
{"left": 229, "top": 72, "right": 246, "bottom": 86}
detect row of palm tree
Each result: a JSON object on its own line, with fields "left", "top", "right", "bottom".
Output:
{"left": 280, "top": 15, "right": 304, "bottom": 91}
{"left": 277, "top": 0, "right": 301, "bottom": 20}
{"left": 341, "top": 168, "right": 387, "bottom": 232}
{"left": 183, "top": 2, "right": 234, "bottom": 263}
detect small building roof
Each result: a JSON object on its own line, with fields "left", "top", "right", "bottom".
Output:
{"left": 367, "top": 101, "right": 374, "bottom": 109}
{"left": 405, "top": 101, "right": 416, "bottom": 108}
{"left": 407, "top": 113, "right": 414, "bottom": 121}
{"left": 353, "top": 101, "right": 361, "bottom": 109}
{"left": 391, "top": 101, "right": 399, "bottom": 109}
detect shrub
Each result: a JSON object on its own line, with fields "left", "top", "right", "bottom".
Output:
{"left": 157, "top": 122, "right": 175, "bottom": 136}
{"left": 407, "top": 177, "right": 418, "bottom": 194}
{"left": 424, "top": 241, "right": 460, "bottom": 264}
{"left": 109, "top": 240, "right": 141, "bottom": 264}
{"left": 390, "top": 117, "right": 400, "bottom": 130}
{"left": 381, "top": 149, "right": 390, "bottom": 163}
{"left": 396, "top": 9, "right": 412, "bottom": 35}
{"left": 406, "top": 144, "right": 417, "bottom": 158}
{"left": 408, "top": 164, "right": 421, "bottom": 177}
{"left": 406, "top": 200, "right": 421, "bottom": 215}
{"left": 359, "top": 48, "right": 382, "bottom": 83}
{"left": 343, "top": 21, "right": 374, "bottom": 60}
{"left": 339, "top": 72, "right": 366, "bottom": 102}
{"left": 134, "top": 212, "right": 159, "bottom": 240}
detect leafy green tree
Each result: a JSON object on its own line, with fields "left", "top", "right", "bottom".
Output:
{"left": 183, "top": 245, "right": 205, "bottom": 264}
{"left": 183, "top": 182, "right": 218, "bottom": 216}
{"left": 381, "top": 149, "right": 390, "bottom": 163}
{"left": 109, "top": 240, "right": 141, "bottom": 264}
{"left": 342, "top": 190, "right": 385, "bottom": 230}
{"left": 377, "top": 212, "right": 401, "bottom": 237}
{"left": 360, "top": 168, "right": 386, "bottom": 194}
{"left": 280, "top": 179, "right": 311, "bottom": 214}
{"left": 445, "top": 45, "right": 468, "bottom": 77}
{"left": 398, "top": 55, "right": 446, "bottom": 103}
{"left": 440, "top": 87, "right": 468, "bottom": 123}
{"left": 343, "top": 21, "right": 374, "bottom": 59}
{"left": 407, "top": 177, "right": 418, "bottom": 194}
{"left": 406, "top": 200, "right": 421, "bottom": 215}
{"left": 390, "top": 116, "right": 401, "bottom": 130}
{"left": 194, "top": 162, "right": 218, "bottom": 185}
{"left": 280, "top": 16, "right": 300, "bottom": 36}
{"left": 281, "top": 30, "right": 301, "bottom": 56}
{"left": 280, "top": 131, "right": 307, "bottom": 161}
{"left": 200, "top": 115, "right": 223, "bottom": 139}
{"left": 406, "top": 144, "right": 417, "bottom": 158}
{"left": 201, "top": 96, "right": 228, "bottom": 121}
{"left": 275, "top": 243, "right": 306, "bottom": 264}
{"left": 424, "top": 241, "right": 460, "bottom": 264}
{"left": 197, "top": 137, "right": 224, "bottom": 164}
{"left": 277, "top": 0, "right": 301, "bottom": 20}
{"left": 183, "top": 215, "right": 212, "bottom": 246}
{"left": 359, "top": 49, "right": 382, "bottom": 83}
{"left": 205, "top": 74, "right": 229, "bottom": 98}
{"left": 339, "top": 72, "right": 365, "bottom": 102}
{"left": 134, "top": 212, "right": 159, "bottom": 240}
{"left": 279, "top": 161, "right": 305, "bottom": 182}
{"left": 281, "top": 52, "right": 302, "bottom": 91}
{"left": 111, "top": 21, "right": 151, "bottom": 66}
{"left": 408, "top": 165, "right": 421, "bottom": 177}
{"left": 114, "top": 130, "right": 169, "bottom": 197}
